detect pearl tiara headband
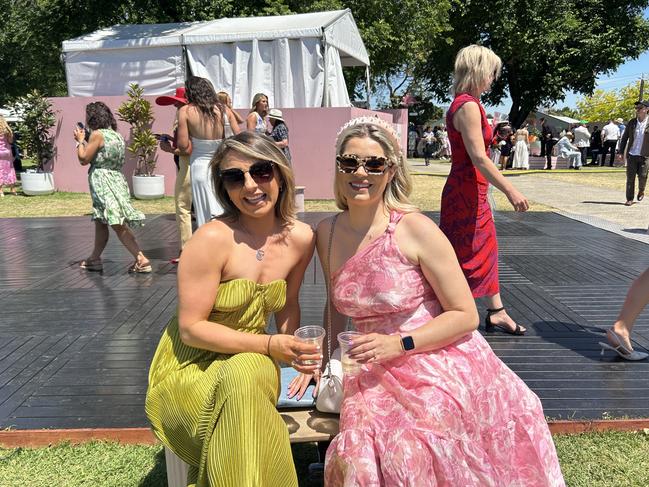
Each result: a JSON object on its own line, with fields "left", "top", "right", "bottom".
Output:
{"left": 336, "top": 116, "right": 403, "bottom": 154}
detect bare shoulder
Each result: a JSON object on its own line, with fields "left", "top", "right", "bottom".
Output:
{"left": 399, "top": 211, "right": 439, "bottom": 237}
{"left": 183, "top": 219, "right": 233, "bottom": 259}
{"left": 288, "top": 220, "right": 316, "bottom": 249}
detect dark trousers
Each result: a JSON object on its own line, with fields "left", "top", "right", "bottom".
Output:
{"left": 626, "top": 155, "right": 649, "bottom": 202}
{"left": 543, "top": 139, "right": 557, "bottom": 168}
{"left": 590, "top": 147, "right": 601, "bottom": 165}
{"left": 601, "top": 140, "right": 617, "bottom": 166}
{"left": 578, "top": 147, "right": 588, "bottom": 166}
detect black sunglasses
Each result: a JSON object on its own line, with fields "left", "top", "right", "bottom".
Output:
{"left": 219, "top": 160, "right": 275, "bottom": 188}
{"left": 336, "top": 154, "right": 392, "bottom": 175}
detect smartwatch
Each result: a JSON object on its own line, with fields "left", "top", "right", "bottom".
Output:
{"left": 400, "top": 334, "right": 415, "bottom": 353}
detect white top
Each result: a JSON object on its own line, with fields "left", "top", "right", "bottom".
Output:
{"left": 602, "top": 122, "right": 620, "bottom": 141}
{"left": 573, "top": 126, "right": 591, "bottom": 147}
{"left": 629, "top": 117, "right": 648, "bottom": 156}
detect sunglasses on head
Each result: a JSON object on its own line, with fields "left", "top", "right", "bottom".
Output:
{"left": 219, "top": 160, "right": 275, "bottom": 188}
{"left": 336, "top": 154, "right": 392, "bottom": 175}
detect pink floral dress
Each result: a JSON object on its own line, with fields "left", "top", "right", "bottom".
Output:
{"left": 324, "top": 211, "right": 564, "bottom": 487}
{"left": 0, "top": 134, "right": 16, "bottom": 186}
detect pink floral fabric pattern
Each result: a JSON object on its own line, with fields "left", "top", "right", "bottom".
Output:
{"left": 0, "top": 135, "right": 16, "bottom": 186}
{"left": 324, "top": 211, "right": 565, "bottom": 487}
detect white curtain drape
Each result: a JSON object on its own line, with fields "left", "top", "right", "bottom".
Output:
{"left": 64, "top": 47, "right": 184, "bottom": 97}
{"left": 186, "top": 38, "right": 353, "bottom": 108}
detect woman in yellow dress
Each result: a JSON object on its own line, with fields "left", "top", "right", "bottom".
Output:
{"left": 146, "top": 131, "right": 320, "bottom": 487}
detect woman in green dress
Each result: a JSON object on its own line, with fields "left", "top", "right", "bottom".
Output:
{"left": 73, "top": 101, "right": 151, "bottom": 273}
{"left": 146, "top": 131, "right": 320, "bottom": 487}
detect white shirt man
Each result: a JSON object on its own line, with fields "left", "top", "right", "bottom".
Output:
{"left": 619, "top": 100, "right": 649, "bottom": 205}
{"left": 573, "top": 123, "right": 591, "bottom": 166}
{"left": 600, "top": 120, "right": 620, "bottom": 166}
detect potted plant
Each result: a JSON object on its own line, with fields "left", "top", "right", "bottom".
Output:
{"left": 118, "top": 83, "right": 163, "bottom": 199}
{"left": 11, "top": 91, "right": 57, "bottom": 195}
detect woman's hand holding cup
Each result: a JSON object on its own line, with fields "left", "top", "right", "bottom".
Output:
{"left": 268, "top": 333, "right": 322, "bottom": 375}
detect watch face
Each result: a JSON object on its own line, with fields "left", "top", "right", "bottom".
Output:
{"left": 402, "top": 335, "right": 415, "bottom": 351}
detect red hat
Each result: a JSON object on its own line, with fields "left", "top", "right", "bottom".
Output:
{"left": 155, "top": 87, "right": 187, "bottom": 106}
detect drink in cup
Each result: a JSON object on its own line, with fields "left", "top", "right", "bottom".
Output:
{"left": 337, "top": 331, "right": 363, "bottom": 374}
{"left": 294, "top": 325, "right": 326, "bottom": 367}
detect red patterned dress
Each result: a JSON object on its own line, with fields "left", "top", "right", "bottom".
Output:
{"left": 439, "top": 93, "right": 499, "bottom": 298}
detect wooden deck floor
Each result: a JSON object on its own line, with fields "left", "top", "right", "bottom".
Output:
{"left": 1, "top": 211, "right": 648, "bottom": 429}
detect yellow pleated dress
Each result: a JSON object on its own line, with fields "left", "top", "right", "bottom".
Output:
{"left": 145, "top": 278, "right": 298, "bottom": 487}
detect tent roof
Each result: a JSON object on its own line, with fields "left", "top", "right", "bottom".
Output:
{"left": 535, "top": 111, "right": 581, "bottom": 125}
{"left": 62, "top": 9, "right": 369, "bottom": 66}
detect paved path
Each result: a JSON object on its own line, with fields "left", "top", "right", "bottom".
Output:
{"left": 407, "top": 159, "right": 649, "bottom": 244}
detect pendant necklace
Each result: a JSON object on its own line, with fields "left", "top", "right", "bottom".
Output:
{"left": 240, "top": 222, "right": 274, "bottom": 261}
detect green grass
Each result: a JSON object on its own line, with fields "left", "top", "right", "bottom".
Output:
{"left": 1, "top": 432, "right": 648, "bottom": 486}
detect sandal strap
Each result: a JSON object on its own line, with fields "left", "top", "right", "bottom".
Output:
{"left": 486, "top": 307, "right": 505, "bottom": 315}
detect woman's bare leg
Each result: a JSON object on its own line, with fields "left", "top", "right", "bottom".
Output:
{"left": 89, "top": 221, "right": 109, "bottom": 261}
{"left": 484, "top": 293, "right": 527, "bottom": 333}
{"left": 611, "top": 267, "right": 649, "bottom": 351}
{"left": 110, "top": 224, "right": 150, "bottom": 266}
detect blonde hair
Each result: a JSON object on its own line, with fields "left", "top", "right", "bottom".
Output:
{"left": 250, "top": 93, "right": 268, "bottom": 112}
{"left": 452, "top": 45, "right": 502, "bottom": 96}
{"left": 210, "top": 131, "right": 296, "bottom": 224}
{"left": 334, "top": 122, "right": 418, "bottom": 213}
{"left": 216, "top": 91, "right": 230, "bottom": 105}
{"left": 0, "top": 116, "right": 12, "bottom": 137}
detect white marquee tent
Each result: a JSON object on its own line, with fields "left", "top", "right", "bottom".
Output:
{"left": 62, "top": 9, "right": 370, "bottom": 108}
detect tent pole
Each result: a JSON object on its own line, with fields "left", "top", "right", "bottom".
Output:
{"left": 322, "top": 35, "right": 329, "bottom": 107}
{"left": 365, "top": 66, "right": 371, "bottom": 108}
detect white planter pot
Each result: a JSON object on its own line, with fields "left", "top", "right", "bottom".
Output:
{"left": 20, "top": 172, "right": 55, "bottom": 196}
{"left": 132, "top": 174, "right": 165, "bottom": 200}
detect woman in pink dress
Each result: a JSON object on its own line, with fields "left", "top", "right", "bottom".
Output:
{"left": 0, "top": 115, "right": 17, "bottom": 196}
{"left": 440, "top": 45, "right": 529, "bottom": 335}
{"left": 314, "top": 117, "right": 564, "bottom": 486}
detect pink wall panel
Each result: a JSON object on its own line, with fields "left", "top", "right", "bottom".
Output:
{"left": 48, "top": 97, "right": 407, "bottom": 200}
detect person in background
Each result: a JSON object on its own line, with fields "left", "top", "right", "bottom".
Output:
{"left": 146, "top": 132, "right": 318, "bottom": 487}
{"left": 499, "top": 128, "right": 514, "bottom": 170}
{"left": 616, "top": 117, "right": 627, "bottom": 153}
{"left": 589, "top": 125, "right": 602, "bottom": 165}
{"left": 540, "top": 117, "right": 558, "bottom": 169}
{"left": 599, "top": 267, "right": 649, "bottom": 361}
{"left": 556, "top": 131, "right": 582, "bottom": 169}
{"left": 618, "top": 100, "right": 649, "bottom": 206}
{"left": 176, "top": 76, "right": 239, "bottom": 227}
{"left": 422, "top": 125, "right": 435, "bottom": 166}
{"left": 10, "top": 129, "right": 22, "bottom": 174}
{"left": 73, "top": 102, "right": 151, "bottom": 273}
{"left": 247, "top": 93, "right": 269, "bottom": 134}
{"left": 268, "top": 109, "right": 291, "bottom": 165}
{"left": 511, "top": 123, "right": 529, "bottom": 170}
{"left": 0, "top": 115, "right": 17, "bottom": 196}
{"left": 600, "top": 118, "right": 620, "bottom": 167}
{"left": 573, "top": 121, "right": 591, "bottom": 167}
{"left": 155, "top": 87, "right": 192, "bottom": 263}
{"left": 216, "top": 91, "right": 244, "bottom": 138}
{"left": 407, "top": 123, "right": 418, "bottom": 157}
{"left": 440, "top": 44, "right": 529, "bottom": 336}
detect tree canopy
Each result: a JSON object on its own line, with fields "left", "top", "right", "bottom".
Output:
{"left": 576, "top": 80, "right": 644, "bottom": 123}
{"left": 1, "top": 0, "right": 648, "bottom": 123}
{"left": 419, "top": 0, "right": 649, "bottom": 127}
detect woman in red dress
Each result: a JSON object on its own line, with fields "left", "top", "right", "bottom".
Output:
{"left": 440, "top": 45, "right": 529, "bottom": 335}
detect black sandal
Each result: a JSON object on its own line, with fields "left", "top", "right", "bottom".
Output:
{"left": 485, "top": 307, "right": 525, "bottom": 335}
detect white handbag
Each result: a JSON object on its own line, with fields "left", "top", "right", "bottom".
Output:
{"left": 315, "top": 214, "right": 344, "bottom": 414}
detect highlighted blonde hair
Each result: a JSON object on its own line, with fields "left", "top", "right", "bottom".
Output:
{"left": 210, "top": 131, "right": 296, "bottom": 224}
{"left": 452, "top": 45, "right": 502, "bottom": 96}
{"left": 0, "top": 115, "right": 12, "bottom": 137}
{"left": 334, "top": 120, "right": 418, "bottom": 213}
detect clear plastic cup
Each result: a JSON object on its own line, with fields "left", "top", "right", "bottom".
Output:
{"left": 294, "top": 325, "right": 326, "bottom": 367}
{"left": 337, "top": 331, "right": 363, "bottom": 374}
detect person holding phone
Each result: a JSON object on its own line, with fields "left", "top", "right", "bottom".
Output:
{"left": 73, "top": 102, "right": 151, "bottom": 273}
{"left": 155, "top": 87, "right": 192, "bottom": 262}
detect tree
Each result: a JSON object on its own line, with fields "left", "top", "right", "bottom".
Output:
{"left": 0, "top": 0, "right": 452, "bottom": 111}
{"left": 576, "top": 80, "right": 643, "bottom": 123}
{"left": 419, "top": 0, "right": 649, "bottom": 128}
